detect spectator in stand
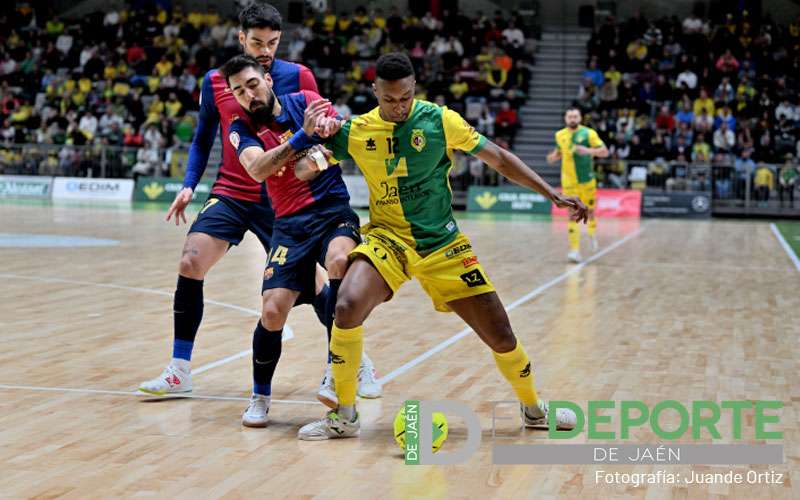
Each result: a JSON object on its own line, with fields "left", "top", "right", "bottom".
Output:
{"left": 694, "top": 108, "right": 714, "bottom": 134}
{"left": 753, "top": 162, "right": 774, "bottom": 205}
{"left": 715, "top": 49, "right": 740, "bottom": 75}
{"left": 692, "top": 133, "right": 711, "bottom": 162}
{"left": 655, "top": 105, "right": 675, "bottom": 133}
{"left": 715, "top": 105, "right": 736, "bottom": 131}
{"left": 713, "top": 121, "right": 736, "bottom": 153}
{"left": 582, "top": 58, "right": 605, "bottom": 88}
{"left": 693, "top": 88, "right": 715, "bottom": 117}
{"left": 778, "top": 155, "right": 798, "bottom": 207}
{"left": 494, "top": 100, "right": 519, "bottom": 146}
{"left": 676, "top": 100, "right": 694, "bottom": 126}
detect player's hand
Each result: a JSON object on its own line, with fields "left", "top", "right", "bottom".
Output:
{"left": 314, "top": 116, "right": 341, "bottom": 138}
{"left": 573, "top": 145, "right": 592, "bottom": 155}
{"left": 306, "top": 145, "right": 333, "bottom": 172}
{"left": 546, "top": 150, "right": 561, "bottom": 164}
{"left": 552, "top": 194, "right": 589, "bottom": 224}
{"left": 303, "top": 99, "right": 331, "bottom": 136}
{"left": 166, "top": 187, "right": 193, "bottom": 226}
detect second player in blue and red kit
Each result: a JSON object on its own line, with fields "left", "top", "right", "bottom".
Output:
{"left": 221, "top": 54, "right": 367, "bottom": 413}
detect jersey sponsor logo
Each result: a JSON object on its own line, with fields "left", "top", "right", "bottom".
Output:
{"left": 229, "top": 131, "right": 240, "bottom": 149}
{"left": 462, "top": 256, "right": 478, "bottom": 268}
{"left": 410, "top": 129, "right": 426, "bottom": 152}
{"left": 365, "top": 137, "right": 376, "bottom": 151}
{"left": 444, "top": 243, "right": 472, "bottom": 259}
{"left": 377, "top": 180, "right": 431, "bottom": 206}
{"left": 366, "top": 233, "right": 407, "bottom": 263}
{"left": 459, "top": 269, "right": 487, "bottom": 288}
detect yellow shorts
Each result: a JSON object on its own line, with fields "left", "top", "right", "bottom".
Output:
{"left": 563, "top": 179, "right": 597, "bottom": 211}
{"left": 350, "top": 227, "right": 496, "bottom": 312}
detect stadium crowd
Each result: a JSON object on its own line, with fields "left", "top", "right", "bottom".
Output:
{"left": 0, "top": 2, "right": 533, "bottom": 180}
{"left": 579, "top": 11, "right": 800, "bottom": 205}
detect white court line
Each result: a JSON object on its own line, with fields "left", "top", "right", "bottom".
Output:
{"left": 769, "top": 223, "right": 800, "bottom": 272}
{"left": 0, "top": 383, "right": 319, "bottom": 405}
{"left": 0, "top": 273, "right": 295, "bottom": 374}
{"left": 377, "top": 225, "right": 647, "bottom": 385}
{"left": 193, "top": 349, "right": 253, "bottom": 374}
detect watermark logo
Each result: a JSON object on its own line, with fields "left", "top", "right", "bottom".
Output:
{"left": 402, "top": 400, "right": 784, "bottom": 465}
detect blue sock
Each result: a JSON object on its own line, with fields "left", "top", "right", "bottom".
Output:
{"left": 172, "top": 339, "right": 194, "bottom": 361}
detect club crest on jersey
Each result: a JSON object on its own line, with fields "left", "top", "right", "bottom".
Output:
{"left": 229, "top": 131, "right": 240, "bottom": 149}
{"left": 411, "top": 129, "right": 426, "bottom": 152}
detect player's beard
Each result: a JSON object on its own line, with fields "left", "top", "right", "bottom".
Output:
{"left": 567, "top": 122, "right": 579, "bottom": 130}
{"left": 249, "top": 91, "right": 276, "bottom": 123}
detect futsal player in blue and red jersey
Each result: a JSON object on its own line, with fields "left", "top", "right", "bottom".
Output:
{"left": 139, "top": 4, "right": 381, "bottom": 416}
{"left": 219, "top": 54, "right": 366, "bottom": 425}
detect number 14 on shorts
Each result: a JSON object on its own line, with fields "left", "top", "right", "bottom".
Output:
{"left": 269, "top": 245, "right": 289, "bottom": 266}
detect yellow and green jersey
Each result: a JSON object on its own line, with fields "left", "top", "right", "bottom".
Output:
{"left": 555, "top": 125, "right": 605, "bottom": 186}
{"left": 327, "top": 99, "right": 487, "bottom": 253}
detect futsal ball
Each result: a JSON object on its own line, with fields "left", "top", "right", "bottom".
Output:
{"left": 393, "top": 407, "right": 448, "bottom": 453}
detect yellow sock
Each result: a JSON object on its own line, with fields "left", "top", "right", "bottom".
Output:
{"left": 330, "top": 324, "right": 363, "bottom": 406}
{"left": 568, "top": 221, "right": 580, "bottom": 251}
{"left": 492, "top": 340, "right": 539, "bottom": 406}
{"left": 587, "top": 217, "right": 597, "bottom": 237}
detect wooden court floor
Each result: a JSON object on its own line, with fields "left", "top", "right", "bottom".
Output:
{"left": 0, "top": 201, "right": 797, "bottom": 499}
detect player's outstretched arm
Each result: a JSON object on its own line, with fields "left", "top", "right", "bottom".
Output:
{"left": 573, "top": 144, "right": 609, "bottom": 157}
{"left": 474, "top": 141, "right": 589, "bottom": 223}
{"left": 167, "top": 72, "right": 219, "bottom": 225}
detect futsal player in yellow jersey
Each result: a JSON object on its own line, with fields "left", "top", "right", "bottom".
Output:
{"left": 293, "top": 53, "right": 589, "bottom": 440}
{"left": 547, "top": 107, "right": 609, "bottom": 263}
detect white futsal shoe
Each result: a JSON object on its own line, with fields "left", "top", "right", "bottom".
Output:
{"left": 567, "top": 250, "right": 582, "bottom": 263}
{"left": 522, "top": 400, "right": 577, "bottom": 430}
{"left": 357, "top": 352, "right": 382, "bottom": 399}
{"left": 298, "top": 409, "right": 360, "bottom": 440}
{"left": 242, "top": 394, "right": 270, "bottom": 428}
{"left": 138, "top": 363, "right": 192, "bottom": 396}
{"left": 589, "top": 235, "right": 600, "bottom": 253}
{"left": 317, "top": 352, "right": 383, "bottom": 408}
{"left": 317, "top": 365, "right": 338, "bottom": 409}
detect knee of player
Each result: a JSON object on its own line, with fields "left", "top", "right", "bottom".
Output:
{"left": 261, "top": 297, "right": 289, "bottom": 326}
{"left": 334, "top": 292, "right": 361, "bottom": 324}
{"left": 325, "top": 252, "right": 350, "bottom": 278}
{"left": 178, "top": 253, "right": 204, "bottom": 279}
{"left": 491, "top": 326, "right": 517, "bottom": 353}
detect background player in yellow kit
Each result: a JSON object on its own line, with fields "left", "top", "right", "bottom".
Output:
{"left": 547, "top": 107, "right": 609, "bottom": 263}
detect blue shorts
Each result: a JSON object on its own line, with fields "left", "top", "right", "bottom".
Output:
{"left": 264, "top": 201, "right": 361, "bottom": 295}
{"left": 189, "top": 194, "right": 274, "bottom": 249}
{"left": 189, "top": 193, "right": 316, "bottom": 303}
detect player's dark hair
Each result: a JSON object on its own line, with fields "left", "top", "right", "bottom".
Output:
{"left": 375, "top": 52, "right": 415, "bottom": 81}
{"left": 220, "top": 55, "right": 265, "bottom": 86}
{"left": 239, "top": 1, "right": 282, "bottom": 32}
{"left": 565, "top": 106, "right": 582, "bottom": 114}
